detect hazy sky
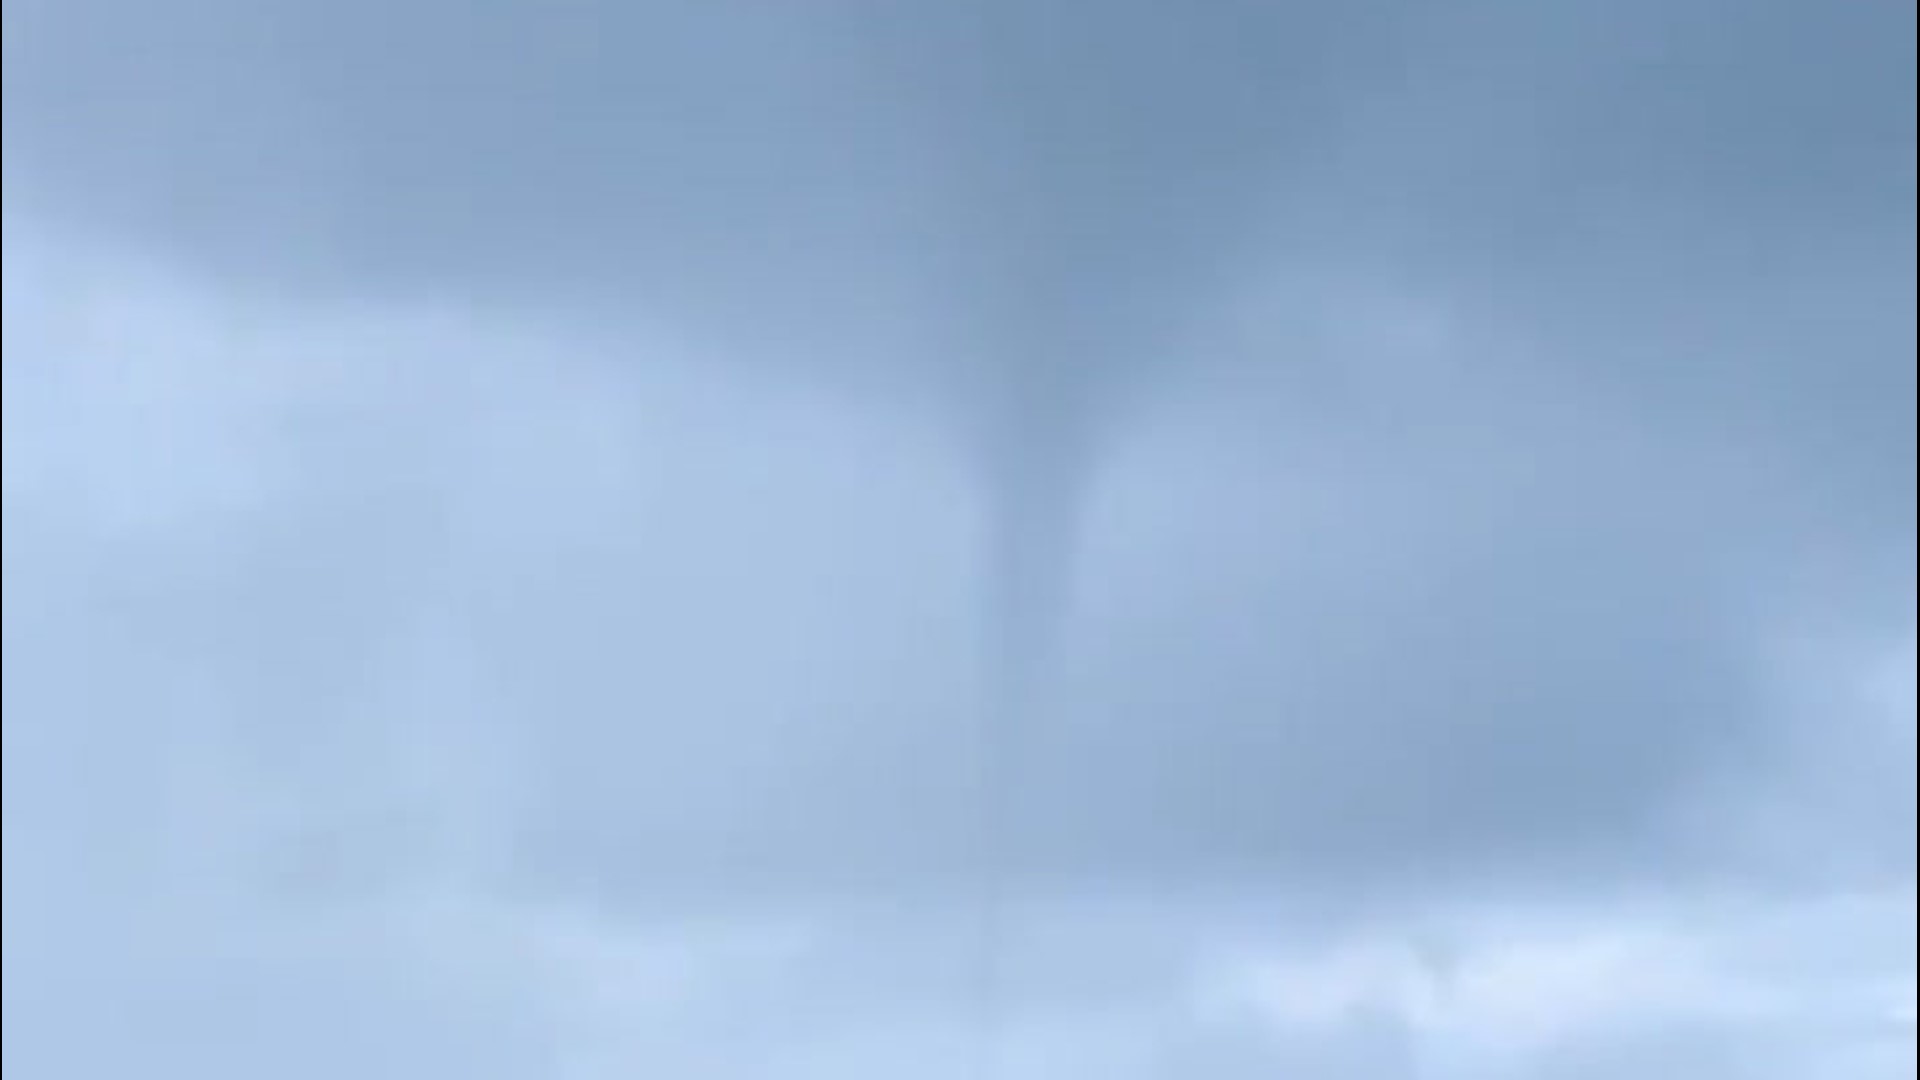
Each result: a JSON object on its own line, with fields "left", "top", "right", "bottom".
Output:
{"left": 3, "top": 2, "right": 1915, "bottom": 1077}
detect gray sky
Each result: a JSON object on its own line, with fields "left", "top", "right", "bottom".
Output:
{"left": 2, "top": 2, "right": 1915, "bottom": 1077}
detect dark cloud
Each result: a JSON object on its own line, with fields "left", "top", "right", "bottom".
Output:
{"left": 5, "top": 1, "right": 1909, "bottom": 414}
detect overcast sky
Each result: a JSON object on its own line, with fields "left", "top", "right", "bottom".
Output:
{"left": 2, "top": 2, "right": 1915, "bottom": 1077}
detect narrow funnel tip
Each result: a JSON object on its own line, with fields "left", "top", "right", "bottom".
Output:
{"left": 969, "top": 425, "right": 1094, "bottom": 1078}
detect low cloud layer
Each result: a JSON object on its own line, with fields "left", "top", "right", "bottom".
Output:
{"left": 4, "top": 220, "right": 1913, "bottom": 1073}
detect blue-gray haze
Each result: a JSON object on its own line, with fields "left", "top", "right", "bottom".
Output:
{"left": 2, "top": 1, "right": 1914, "bottom": 1076}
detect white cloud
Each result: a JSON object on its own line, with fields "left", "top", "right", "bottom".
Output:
{"left": 1195, "top": 889, "right": 1915, "bottom": 1077}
